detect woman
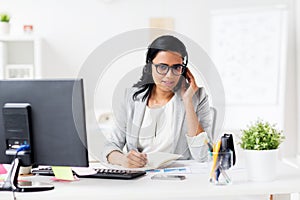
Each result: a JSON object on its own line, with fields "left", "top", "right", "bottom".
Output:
{"left": 102, "top": 35, "right": 212, "bottom": 168}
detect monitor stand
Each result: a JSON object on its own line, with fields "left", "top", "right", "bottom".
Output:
{"left": 0, "top": 158, "right": 54, "bottom": 192}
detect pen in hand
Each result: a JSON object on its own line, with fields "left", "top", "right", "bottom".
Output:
{"left": 205, "top": 139, "right": 213, "bottom": 152}
{"left": 125, "top": 150, "right": 148, "bottom": 168}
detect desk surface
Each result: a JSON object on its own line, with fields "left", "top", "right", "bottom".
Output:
{"left": 1, "top": 160, "right": 300, "bottom": 200}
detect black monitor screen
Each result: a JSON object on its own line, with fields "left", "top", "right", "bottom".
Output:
{"left": 0, "top": 79, "right": 88, "bottom": 167}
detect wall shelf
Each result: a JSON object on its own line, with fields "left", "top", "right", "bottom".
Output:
{"left": 0, "top": 35, "right": 41, "bottom": 79}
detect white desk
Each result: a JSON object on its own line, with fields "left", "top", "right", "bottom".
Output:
{"left": 1, "top": 160, "right": 300, "bottom": 200}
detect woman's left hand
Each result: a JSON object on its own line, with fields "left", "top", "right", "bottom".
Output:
{"left": 181, "top": 68, "right": 198, "bottom": 102}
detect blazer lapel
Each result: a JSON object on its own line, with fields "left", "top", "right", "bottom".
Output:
{"left": 172, "top": 91, "right": 185, "bottom": 151}
{"left": 130, "top": 96, "right": 147, "bottom": 149}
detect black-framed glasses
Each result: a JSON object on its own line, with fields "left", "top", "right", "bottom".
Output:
{"left": 152, "top": 62, "right": 185, "bottom": 76}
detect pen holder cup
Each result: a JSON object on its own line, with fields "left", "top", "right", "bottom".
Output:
{"left": 208, "top": 150, "right": 233, "bottom": 185}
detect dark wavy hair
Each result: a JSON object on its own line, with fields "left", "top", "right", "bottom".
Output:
{"left": 132, "top": 35, "right": 188, "bottom": 101}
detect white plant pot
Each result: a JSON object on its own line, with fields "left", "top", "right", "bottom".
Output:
{"left": 244, "top": 149, "right": 278, "bottom": 182}
{"left": 0, "top": 22, "right": 10, "bottom": 35}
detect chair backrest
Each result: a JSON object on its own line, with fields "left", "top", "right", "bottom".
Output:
{"left": 210, "top": 107, "right": 217, "bottom": 141}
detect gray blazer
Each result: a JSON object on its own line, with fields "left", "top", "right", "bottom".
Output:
{"left": 102, "top": 86, "right": 212, "bottom": 162}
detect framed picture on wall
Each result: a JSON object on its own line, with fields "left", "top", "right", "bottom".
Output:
{"left": 149, "top": 17, "right": 175, "bottom": 41}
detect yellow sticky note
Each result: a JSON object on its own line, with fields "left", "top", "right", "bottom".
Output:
{"left": 51, "top": 166, "right": 75, "bottom": 181}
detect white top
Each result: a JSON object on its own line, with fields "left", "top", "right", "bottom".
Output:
{"left": 138, "top": 97, "right": 175, "bottom": 153}
{"left": 103, "top": 87, "right": 212, "bottom": 162}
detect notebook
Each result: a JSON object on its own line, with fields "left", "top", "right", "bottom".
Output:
{"left": 103, "top": 152, "right": 182, "bottom": 171}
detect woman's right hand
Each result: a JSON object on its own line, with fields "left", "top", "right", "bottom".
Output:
{"left": 121, "top": 150, "right": 148, "bottom": 168}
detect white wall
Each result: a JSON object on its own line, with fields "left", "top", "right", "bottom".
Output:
{"left": 0, "top": 0, "right": 211, "bottom": 78}
{"left": 296, "top": 0, "right": 300, "bottom": 158}
{"left": 280, "top": 0, "right": 297, "bottom": 158}
{"left": 1, "top": 0, "right": 298, "bottom": 158}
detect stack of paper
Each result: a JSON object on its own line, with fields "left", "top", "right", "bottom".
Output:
{"left": 103, "top": 152, "right": 182, "bottom": 170}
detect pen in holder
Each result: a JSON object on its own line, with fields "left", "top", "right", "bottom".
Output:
{"left": 208, "top": 133, "right": 235, "bottom": 185}
{"left": 208, "top": 150, "right": 233, "bottom": 185}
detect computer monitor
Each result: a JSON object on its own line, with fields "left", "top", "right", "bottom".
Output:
{"left": 0, "top": 79, "right": 88, "bottom": 192}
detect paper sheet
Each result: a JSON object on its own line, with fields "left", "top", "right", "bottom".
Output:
{"left": 0, "top": 164, "right": 7, "bottom": 174}
{"left": 146, "top": 167, "right": 192, "bottom": 174}
{"left": 102, "top": 152, "right": 182, "bottom": 170}
{"left": 72, "top": 167, "right": 97, "bottom": 176}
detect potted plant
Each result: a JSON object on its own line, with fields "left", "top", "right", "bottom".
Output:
{"left": 240, "top": 119, "right": 285, "bottom": 181}
{"left": 0, "top": 13, "right": 11, "bottom": 35}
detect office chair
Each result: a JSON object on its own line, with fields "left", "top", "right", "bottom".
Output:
{"left": 209, "top": 107, "right": 217, "bottom": 141}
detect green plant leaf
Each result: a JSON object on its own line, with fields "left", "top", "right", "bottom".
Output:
{"left": 240, "top": 119, "right": 285, "bottom": 150}
{"left": 0, "top": 13, "right": 10, "bottom": 23}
